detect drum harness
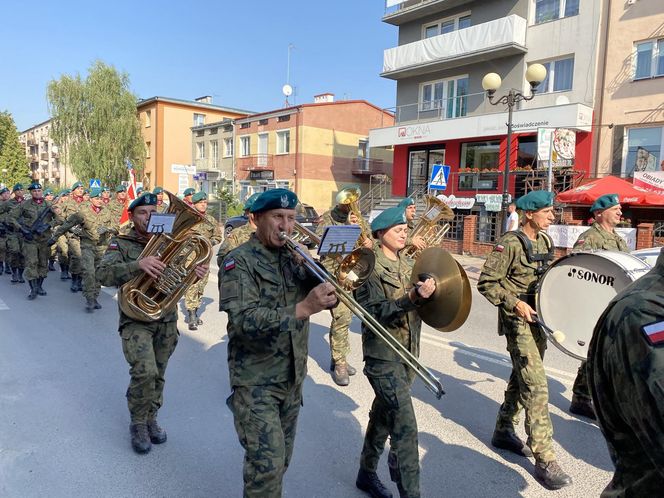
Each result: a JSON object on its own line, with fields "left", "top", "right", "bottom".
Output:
{"left": 512, "top": 230, "right": 555, "bottom": 308}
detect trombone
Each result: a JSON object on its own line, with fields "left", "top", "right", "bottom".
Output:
{"left": 280, "top": 231, "right": 445, "bottom": 399}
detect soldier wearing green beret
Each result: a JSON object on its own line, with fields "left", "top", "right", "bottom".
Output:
{"left": 4, "top": 184, "right": 27, "bottom": 283}
{"left": 219, "top": 188, "right": 336, "bottom": 497}
{"left": 216, "top": 192, "right": 261, "bottom": 267}
{"left": 42, "top": 189, "right": 58, "bottom": 271}
{"left": 97, "top": 192, "right": 210, "bottom": 454}
{"left": 478, "top": 190, "right": 572, "bottom": 490}
{"left": 152, "top": 187, "right": 168, "bottom": 213}
{"left": 57, "top": 181, "right": 87, "bottom": 291}
{"left": 100, "top": 186, "right": 111, "bottom": 206}
{"left": 587, "top": 249, "right": 664, "bottom": 497}
{"left": 0, "top": 187, "right": 12, "bottom": 275}
{"left": 183, "top": 191, "right": 222, "bottom": 330}
{"left": 182, "top": 187, "right": 195, "bottom": 206}
{"left": 398, "top": 196, "right": 428, "bottom": 254}
{"left": 568, "top": 193, "right": 628, "bottom": 420}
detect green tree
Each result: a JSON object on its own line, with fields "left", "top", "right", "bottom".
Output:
{"left": 0, "top": 111, "right": 30, "bottom": 188}
{"left": 47, "top": 60, "right": 145, "bottom": 186}
{"left": 213, "top": 180, "right": 243, "bottom": 219}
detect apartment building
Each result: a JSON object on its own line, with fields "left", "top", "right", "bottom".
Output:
{"left": 371, "top": 0, "right": 601, "bottom": 200}
{"left": 593, "top": 0, "right": 664, "bottom": 177}
{"left": 19, "top": 119, "right": 76, "bottom": 187}
{"left": 137, "top": 96, "right": 251, "bottom": 195}
{"left": 233, "top": 94, "right": 394, "bottom": 213}
{"left": 191, "top": 118, "right": 234, "bottom": 196}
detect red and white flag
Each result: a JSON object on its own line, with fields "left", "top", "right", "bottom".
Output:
{"left": 119, "top": 160, "right": 138, "bottom": 225}
{"left": 642, "top": 321, "right": 664, "bottom": 345}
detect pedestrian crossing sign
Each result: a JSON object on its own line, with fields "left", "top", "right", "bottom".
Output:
{"left": 89, "top": 179, "right": 101, "bottom": 189}
{"left": 429, "top": 165, "right": 450, "bottom": 191}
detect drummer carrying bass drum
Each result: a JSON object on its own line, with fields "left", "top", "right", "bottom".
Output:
{"left": 478, "top": 190, "right": 572, "bottom": 490}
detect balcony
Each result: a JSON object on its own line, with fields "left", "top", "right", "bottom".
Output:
{"left": 352, "top": 158, "right": 385, "bottom": 176}
{"left": 237, "top": 154, "right": 273, "bottom": 171}
{"left": 382, "top": 15, "right": 527, "bottom": 79}
{"left": 383, "top": 0, "right": 474, "bottom": 26}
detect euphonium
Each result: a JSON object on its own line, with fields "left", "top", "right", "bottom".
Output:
{"left": 402, "top": 195, "right": 455, "bottom": 259}
{"left": 119, "top": 191, "right": 213, "bottom": 322}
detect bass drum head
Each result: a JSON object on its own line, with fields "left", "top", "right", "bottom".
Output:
{"left": 536, "top": 251, "right": 649, "bottom": 359}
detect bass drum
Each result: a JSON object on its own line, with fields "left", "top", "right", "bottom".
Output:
{"left": 536, "top": 250, "right": 651, "bottom": 360}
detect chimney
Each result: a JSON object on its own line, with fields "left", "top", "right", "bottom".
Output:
{"left": 195, "top": 95, "right": 213, "bottom": 104}
{"left": 314, "top": 93, "right": 335, "bottom": 104}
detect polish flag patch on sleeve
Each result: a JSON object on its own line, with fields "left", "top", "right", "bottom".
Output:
{"left": 642, "top": 321, "right": 664, "bottom": 345}
{"left": 107, "top": 241, "right": 118, "bottom": 250}
{"left": 224, "top": 258, "right": 236, "bottom": 271}
{"left": 494, "top": 244, "right": 505, "bottom": 253}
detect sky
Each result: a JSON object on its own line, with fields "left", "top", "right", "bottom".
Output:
{"left": 0, "top": 0, "right": 398, "bottom": 132}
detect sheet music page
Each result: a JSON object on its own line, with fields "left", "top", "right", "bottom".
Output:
{"left": 318, "top": 225, "right": 361, "bottom": 257}
{"left": 147, "top": 213, "right": 177, "bottom": 234}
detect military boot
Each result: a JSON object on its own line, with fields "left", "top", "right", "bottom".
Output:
{"left": 534, "top": 460, "right": 572, "bottom": 490}
{"left": 75, "top": 275, "right": 83, "bottom": 292}
{"left": 4, "top": 262, "right": 11, "bottom": 274}
{"left": 27, "top": 280, "right": 38, "bottom": 300}
{"left": 129, "top": 423, "right": 152, "bottom": 454}
{"left": 331, "top": 359, "right": 356, "bottom": 376}
{"left": 48, "top": 260, "right": 56, "bottom": 271}
{"left": 569, "top": 397, "right": 596, "bottom": 420}
{"left": 356, "top": 468, "right": 393, "bottom": 498}
{"left": 195, "top": 308, "right": 203, "bottom": 325}
{"left": 36, "top": 277, "right": 47, "bottom": 296}
{"left": 491, "top": 429, "right": 533, "bottom": 457}
{"left": 188, "top": 309, "right": 198, "bottom": 331}
{"left": 147, "top": 419, "right": 167, "bottom": 444}
{"left": 0, "top": 261, "right": 4, "bottom": 275}
{"left": 85, "top": 298, "right": 96, "bottom": 313}
{"left": 93, "top": 299, "right": 102, "bottom": 309}
{"left": 17, "top": 268, "right": 25, "bottom": 283}
{"left": 70, "top": 275, "right": 78, "bottom": 292}
{"left": 332, "top": 362, "right": 350, "bottom": 386}
{"left": 11, "top": 267, "right": 19, "bottom": 283}
{"left": 60, "top": 264, "right": 70, "bottom": 280}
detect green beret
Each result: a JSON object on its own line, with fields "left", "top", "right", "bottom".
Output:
{"left": 136, "top": 187, "right": 144, "bottom": 194}
{"left": 183, "top": 187, "right": 196, "bottom": 196}
{"left": 398, "top": 197, "right": 415, "bottom": 208}
{"left": 71, "top": 181, "right": 83, "bottom": 189}
{"left": 250, "top": 188, "right": 298, "bottom": 213}
{"left": 192, "top": 191, "right": 207, "bottom": 203}
{"left": 590, "top": 194, "right": 620, "bottom": 213}
{"left": 153, "top": 186, "right": 164, "bottom": 194}
{"left": 128, "top": 193, "right": 158, "bottom": 211}
{"left": 0, "top": 187, "right": 9, "bottom": 195}
{"left": 44, "top": 189, "right": 53, "bottom": 195}
{"left": 115, "top": 185, "right": 127, "bottom": 193}
{"left": 101, "top": 186, "right": 110, "bottom": 192}
{"left": 371, "top": 206, "right": 407, "bottom": 233}
{"left": 28, "top": 182, "right": 42, "bottom": 190}
{"left": 89, "top": 187, "right": 102, "bottom": 198}
{"left": 243, "top": 193, "right": 261, "bottom": 211}
{"left": 13, "top": 183, "right": 24, "bottom": 192}
{"left": 515, "top": 191, "right": 554, "bottom": 211}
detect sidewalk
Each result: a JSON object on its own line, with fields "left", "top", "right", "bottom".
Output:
{"left": 451, "top": 253, "right": 486, "bottom": 285}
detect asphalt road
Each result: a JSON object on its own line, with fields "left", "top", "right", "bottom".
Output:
{"left": 0, "top": 253, "right": 613, "bottom": 497}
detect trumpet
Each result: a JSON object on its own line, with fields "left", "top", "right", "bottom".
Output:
{"left": 336, "top": 187, "right": 372, "bottom": 248}
{"left": 280, "top": 231, "right": 445, "bottom": 399}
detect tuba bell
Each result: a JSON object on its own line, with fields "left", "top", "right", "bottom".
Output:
{"left": 336, "top": 186, "right": 372, "bottom": 248}
{"left": 402, "top": 195, "right": 455, "bottom": 259}
{"left": 119, "top": 191, "right": 213, "bottom": 322}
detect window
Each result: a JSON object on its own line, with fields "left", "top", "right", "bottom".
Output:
{"left": 538, "top": 57, "right": 574, "bottom": 93}
{"left": 460, "top": 141, "right": 501, "bottom": 170}
{"left": 240, "top": 122, "right": 250, "bottom": 129}
{"left": 209, "top": 127, "right": 218, "bottom": 135}
{"left": 223, "top": 137, "right": 234, "bottom": 158}
{"left": 534, "top": 0, "right": 578, "bottom": 24}
{"left": 193, "top": 113, "right": 205, "bottom": 126}
{"left": 420, "top": 76, "right": 469, "bottom": 118}
{"left": 278, "top": 115, "right": 291, "bottom": 122}
{"left": 423, "top": 13, "right": 471, "bottom": 38}
{"left": 145, "top": 141, "right": 151, "bottom": 159}
{"left": 276, "top": 130, "right": 290, "bottom": 154}
{"left": 259, "top": 119, "right": 269, "bottom": 126}
{"left": 517, "top": 136, "right": 538, "bottom": 168}
{"left": 211, "top": 140, "right": 219, "bottom": 167}
{"left": 240, "top": 136, "right": 251, "bottom": 157}
{"left": 196, "top": 142, "right": 205, "bottom": 160}
{"left": 624, "top": 126, "right": 664, "bottom": 176}
{"left": 634, "top": 39, "right": 664, "bottom": 80}
{"left": 145, "top": 110, "right": 151, "bottom": 128}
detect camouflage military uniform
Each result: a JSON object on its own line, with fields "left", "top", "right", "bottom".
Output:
{"left": 219, "top": 234, "right": 317, "bottom": 498}
{"left": 0, "top": 199, "right": 10, "bottom": 272}
{"left": 216, "top": 223, "right": 255, "bottom": 267}
{"left": 183, "top": 214, "right": 221, "bottom": 312}
{"left": 59, "top": 195, "right": 86, "bottom": 281}
{"left": 571, "top": 223, "right": 629, "bottom": 409}
{"left": 4, "top": 196, "right": 26, "bottom": 280}
{"left": 317, "top": 206, "right": 353, "bottom": 367}
{"left": 97, "top": 228, "right": 179, "bottom": 424}
{"left": 477, "top": 231, "right": 557, "bottom": 463}
{"left": 155, "top": 201, "right": 168, "bottom": 214}
{"left": 354, "top": 247, "right": 422, "bottom": 497}
{"left": 587, "top": 249, "right": 664, "bottom": 497}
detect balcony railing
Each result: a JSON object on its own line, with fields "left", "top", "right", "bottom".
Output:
{"left": 383, "top": 0, "right": 474, "bottom": 25}
{"left": 352, "top": 158, "right": 385, "bottom": 176}
{"left": 382, "top": 15, "right": 527, "bottom": 79}
{"left": 237, "top": 154, "right": 273, "bottom": 171}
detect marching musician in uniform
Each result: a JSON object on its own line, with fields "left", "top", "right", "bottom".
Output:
{"left": 353, "top": 205, "right": 435, "bottom": 498}
{"left": 587, "top": 248, "right": 664, "bottom": 497}
{"left": 0, "top": 187, "right": 11, "bottom": 275}
{"left": 5, "top": 184, "right": 27, "bottom": 283}
{"left": 216, "top": 192, "right": 260, "bottom": 267}
{"left": 569, "top": 193, "right": 628, "bottom": 420}
{"left": 477, "top": 190, "right": 572, "bottom": 490}
{"left": 183, "top": 191, "right": 222, "bottom": 331}
{"left": 97, "top": 193, "right": 209, "bottom": 454}
{"left": 219, "top": 188, "right": 336, "bottom": 498}
{"left": 397, "top": 197, "right": 426, "bottom": 253}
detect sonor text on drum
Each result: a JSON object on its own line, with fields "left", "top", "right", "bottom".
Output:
{"left": 567, "top": 268, "right": 616, "bottom": 287}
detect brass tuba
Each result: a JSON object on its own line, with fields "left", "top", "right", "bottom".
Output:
{"left": 402, "top": 195, "right": 455, "bottom": 259}
{"left": 119, "top": 191, "right": 213, "bottom": 322}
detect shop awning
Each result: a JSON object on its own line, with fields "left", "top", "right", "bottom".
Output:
{"left": 556, "top": 175, "right": 664, "bottom": 206}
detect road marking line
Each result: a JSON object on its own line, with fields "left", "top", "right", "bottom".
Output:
{"left": 0, "top": 298, "right": 8, "bottom": 310}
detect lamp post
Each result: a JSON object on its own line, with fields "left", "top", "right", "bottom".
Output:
{"left": 482, "top": 63, "right": 547, "bottom": 235}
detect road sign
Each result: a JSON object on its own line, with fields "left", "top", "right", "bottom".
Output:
{"left": 89, "top": 179, "right": 101, "bottom": 189}
{"left": 429, "top": 164, "right": 450, "bottom": 191}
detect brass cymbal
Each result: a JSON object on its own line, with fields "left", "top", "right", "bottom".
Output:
{"left": 410, "top": 247, "right": 472, "bottom": 332}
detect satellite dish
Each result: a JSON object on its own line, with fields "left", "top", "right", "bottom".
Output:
{"left": 282, "top": 84, "right": 293, "bottom": 97}
{"left": 555, "top": 95, "right": 570, "bottom": 106}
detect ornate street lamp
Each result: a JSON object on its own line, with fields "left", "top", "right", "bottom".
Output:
{"left": 482, "top": 63, "right": 547, "bottom": 235}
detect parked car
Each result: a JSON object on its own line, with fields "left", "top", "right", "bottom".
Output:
{"left": 631, "top": 246, "right": 662, "bottom": 267}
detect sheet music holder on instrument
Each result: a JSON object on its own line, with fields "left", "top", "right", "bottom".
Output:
{"left": 147, "top": 213, "right": 177, "bottom": 234}
{"left": 318, "top": 225, "right": 362, "bottom": 257}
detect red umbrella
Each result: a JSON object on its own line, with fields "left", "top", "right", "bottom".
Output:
{"left": 556, "top": 175, "right": 664, "bottom": 206}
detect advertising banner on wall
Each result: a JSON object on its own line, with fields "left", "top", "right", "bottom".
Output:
{"left": 546, "top": 225, "right": 636, "bottom": 250}
{"left": 537, "top": 128, "right": 576, "bottom": 169}
{"left": 633, "top": 171, "right": 664, "bottom": 193}
{"left": 436, "top": 194, "right": 476, "bottom": 210}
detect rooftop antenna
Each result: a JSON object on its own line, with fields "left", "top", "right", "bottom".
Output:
{"left": 283, "top": 43, "right": 295, "bottom": 106}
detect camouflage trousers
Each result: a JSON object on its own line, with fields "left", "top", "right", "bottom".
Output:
{"left": 23, "top": 240, "right": 50, "bottom": 280}
{"left": 80, "top": 243, "right": 105, "bottom": 299}
{"left": 361, "top": 359, "right": 420, "bottom": 498}
{"left": 0, "top": 236, "right": 6, "bottom": 262}
{"left": 496, "top": 321, "right": 555, "bottom": 463}
{"left": 67, "top": 235, "right": 82, "bottom": 275}
{"left": 329, "top": 301, "right": 352, "bottom": 364}
{"left": 184, "top": 271, "right": 209, "bottom": 310}
{"left": 572, "top": 360, "right": 590, "bottom": 402}
{"left": 55, "top": 235, "right": 69, "bottom": 266}
{"left": 120, "top": 320, "right": 179, "bottom": 424}
{"left": 227, "top": 381, "right": 303, "bottom": 498}
{"left": 6, "top": 234, "right": 24, "bottom": 268}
